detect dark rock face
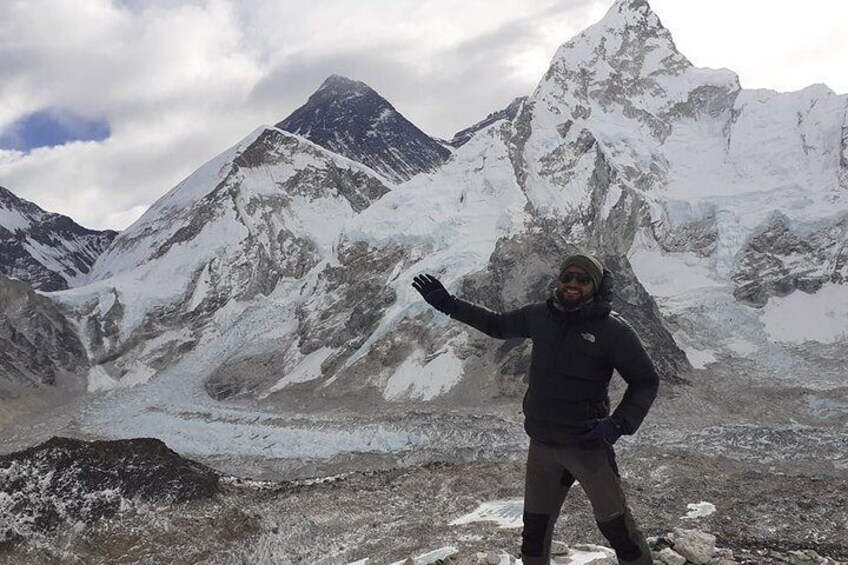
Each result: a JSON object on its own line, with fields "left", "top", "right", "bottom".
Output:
{"left": 0, "top": 436, "right": 219, "bottom": 547}
{"left": 0, "top": 185, "right": 117, "bottom": 291}
{"left": 205, "top": 241, "right": 408, "bottom": 402}
{"left": 449, "top": 97, "right": 526, "bottom": 148}
{"left": 732, "top": 213, "right": 848, "bottom": 306}
{"left": 657, "top": 213, "right": 719, "bottom": 257}
{"left": 296, "top": 241, "right": 402, "bottom": 356}
{"left": 277, "top": 75, "right": 451, "bottom": 182}
{"left": 0, "top": 274, "right": 88, "bottom": 387}
{"left": 457, "top": 217, "right": 689, "bottom": 385}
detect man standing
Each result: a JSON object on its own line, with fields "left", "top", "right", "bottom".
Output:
{"left": 412, "top": 253, "right": 658, "bottom": 565}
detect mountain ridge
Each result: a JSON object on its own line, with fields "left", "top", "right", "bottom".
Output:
{"left": 0, "top": 185, "right": 117, "bottom": 291}
{"left": 0, "top": 0, "right": 844, "bottom": 452}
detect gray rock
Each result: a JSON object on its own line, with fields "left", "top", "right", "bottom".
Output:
{"left": 657, "top": 548, "right": 687, "bottom": 565}
{"left": 670, "top": 528, "right": 716, "bottom": 564}
{"left": 551, "top": 540, "right": 569, "bottom": 555}
{"left": 787, "top": 549, "right": 828, "bottom": 564}
{"left": 732, "top": 212, "right": 848, "bottom": 307}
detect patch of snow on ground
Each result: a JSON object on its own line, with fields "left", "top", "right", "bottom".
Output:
{"left": 517, "top": 544, "right": 615, "bottom": 565}
{"left": 86, "top": 365, "right": 118, "bottom": 393}
{"left": 680, "top": 347, "right": 718, "bottom": 370}
{"left": 449, "top": 499, "right": 524, "bottom": 529}
{"left": 761, "top": 283, "right": 848, "bottom": 344}
{"left": 266, "top": 346, "right": 335, "bottom": 394}
{"left": 118, "top": 364, "right": 157, "bottom": 389}
{"left": 384, "top": 345, "right": 465, "bottom": 401}
{"left": 682, "top": 501, "right": 716, "bottom": 520}
{"left": 628, "top": 229, "right": 717, "bottom": 299}
{"left": 448, "top": 500, "right": 619, "bottom": 564}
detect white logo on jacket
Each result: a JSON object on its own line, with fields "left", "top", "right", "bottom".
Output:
{"left": 582, "top": 332, "right": 596, "bottom": 343}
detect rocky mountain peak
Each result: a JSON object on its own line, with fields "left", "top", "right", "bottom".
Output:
{"left": 0, "top": 185, "right": 117, "bottom": 291}
{"left": 609, "top": 0, "right": 659, "bottom": 22}
{"left": 1, "top": 184, "right": 42, "bottom": 229}
{"left": 277, "top": 75, "right": 451, "bottom": 182}
{"left": 602, "top": 0, "right": 672, "bottom": 40}
{"left": 546, "top": 0, "right": 689, "bottom": 83}
{"left": 313, "top": 73, "right": 373, "bottom": 100}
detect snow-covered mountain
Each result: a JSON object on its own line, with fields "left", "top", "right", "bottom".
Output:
{"left": 480, "top": 0, "right": 848, "bottom": 371}
{"left": 448, "top": 96, "right": 526, "bottom": 148}
{"left": 45, "top": 125, "right": 392, "bottom": 392}
{"left": 16, "top": 0, "right": 848, "bottom": 413}
{"left": 0, "top": 185, "right": 117, "bottom": 291}
{"left": 277, "top": 74, "right": 451, "bottom": 183}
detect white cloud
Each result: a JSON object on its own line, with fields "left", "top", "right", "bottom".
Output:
{"left": 649, "top": 0, "right": 848, "bottom": 94}
{"left": 0, "top": 0, "right": 844, "bottom": 231}
{"left": 0, "top": 0, "right": 267, "bottom": 229}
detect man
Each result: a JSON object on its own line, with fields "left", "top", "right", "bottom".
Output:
{"left": 412, "top": 253, "right": 658, "bottom": 565}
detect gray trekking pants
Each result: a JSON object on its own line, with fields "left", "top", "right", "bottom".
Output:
{"left": 521, "top": 439, "right": 652, "bottom": 565}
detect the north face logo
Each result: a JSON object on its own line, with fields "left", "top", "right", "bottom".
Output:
{"left": 582, "top": 332, "right": 596, "bottom": 343}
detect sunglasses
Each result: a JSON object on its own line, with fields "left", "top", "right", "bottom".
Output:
{"left": 560, "top": 272, "right": 593, "bottom": 285}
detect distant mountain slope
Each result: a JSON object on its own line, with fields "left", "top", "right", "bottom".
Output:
{"left": 449, "top": 96, "right": 526, "bottom": 147}
{"left": 0, "top": 185, "right": 117, "bottom": 291}
{"left": 0, "top": 274, "right": 88, "bottom": 388}
{"left": 55, "top": 126, "right": 392, "bottom": 388}
{"left": 32, "top": 0, "right": 848, "bottom": 415}
{"left": 277, "top": 75, "right": 451, "bottom": 182}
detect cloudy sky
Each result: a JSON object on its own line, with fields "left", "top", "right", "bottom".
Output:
{"left": 1, "top": 0, "right": 846, "bottom": 231}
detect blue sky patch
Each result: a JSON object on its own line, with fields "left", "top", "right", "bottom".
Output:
{"left": 0, "top": 109, "right": 111, "bottom": 152}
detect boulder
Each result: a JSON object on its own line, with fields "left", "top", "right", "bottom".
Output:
{"left": 670, "top": 528, "right": 716, "bottom": 564}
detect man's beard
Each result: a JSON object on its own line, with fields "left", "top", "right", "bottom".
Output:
{"left": 554, "top": 287, "right": 591, "bottom": 311}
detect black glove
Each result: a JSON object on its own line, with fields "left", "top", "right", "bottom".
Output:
{"left": 578, "top": 417, "right": 623, "bottom": 446}
{"left": 412, "top": 274, "right": 458, "bottom": 316}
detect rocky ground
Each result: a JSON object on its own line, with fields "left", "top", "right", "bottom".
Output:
{"left": 1, "top": 433, "right": 846, "bottom": 565}
{"left": 0, "top": 354, "right": 845, "bottom": 564}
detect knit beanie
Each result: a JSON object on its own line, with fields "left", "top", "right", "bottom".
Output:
{"left": 560, "top": 253, "right": 604, "bottom": 289}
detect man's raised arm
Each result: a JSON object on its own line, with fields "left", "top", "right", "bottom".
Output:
{"left": 412, "top": 274, "right": 531, "bottom": 340}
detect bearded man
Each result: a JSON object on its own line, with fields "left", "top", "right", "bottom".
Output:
{"left": 413, "top": 253, "right": 658, "bottom": 565}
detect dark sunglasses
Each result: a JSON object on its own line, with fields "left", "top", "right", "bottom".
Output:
{"left": 560, "top": 272, "right": 593, "bottom": 285}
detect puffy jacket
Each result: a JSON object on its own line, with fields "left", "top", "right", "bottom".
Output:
{"left": 450, "top": 286, "right": 659, "bottom": 446}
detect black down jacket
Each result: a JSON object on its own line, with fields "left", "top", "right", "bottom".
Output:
{"left": 450, "top": 277, "right": 659, "bottom": 446}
